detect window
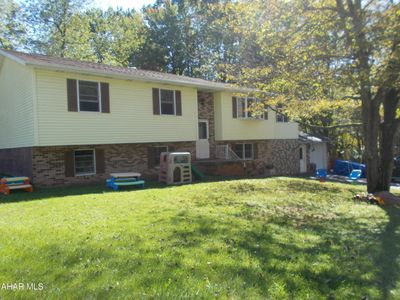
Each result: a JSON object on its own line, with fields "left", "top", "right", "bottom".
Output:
{"left": 264, "top": 108, "right": 268, "bottom": 120}
{"left": 276, "top": 104, "right": 289, "bottom": 122}
{"left": 160, "top": 89, "right": 176, "bottom": 115}
{"left": 74, "top": 150, "right": 96, "bottom": 175}
{"left": 198, "top": 121, "right": 208, "bottom": 139}
{"left": 153, "top": 146, "right": 168, "bottom": 167}
{"left": 237, "top": 97, "right": 264, "bottom": 119}
{"left": 78, "top": 80, "right": 100, "bottom": 112}
{"left": 234, "top": 143, "right": 254, "bottom": 160}
{"left": 277, "top": 113, "right": 289, "bottom": 122}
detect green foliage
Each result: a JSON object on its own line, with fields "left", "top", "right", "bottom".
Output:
{"left": 86, "top": 8, "right": 146, "bottom": 66}
{"left": 25, "top": 0, "right": 92, "bottom": 57}
{"left": 0, "top": 0, "right": 26, "bottom": 50}
{"left": 0, "top": 178, "right": 399, "bottom": 298}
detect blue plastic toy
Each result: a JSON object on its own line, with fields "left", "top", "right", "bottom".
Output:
{"left": 316, "top": 169, "right": 327, "bottom": 181}
{"left": 348, "top": 169, "right": 362, "bottom": 181}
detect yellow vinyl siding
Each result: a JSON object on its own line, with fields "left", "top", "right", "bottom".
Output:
{"left": 0, "top": 57, "right": 36, "bottom": 148}
{"left": 214, "top": 92, "right": 298, "bottom": 141}
{"left": 35, "top": 69, "right": 198, "bottom": 146}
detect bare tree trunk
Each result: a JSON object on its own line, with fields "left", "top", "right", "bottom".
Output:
{"left": 378, "top": 88, "right": 400, "bottom": 191}
{"left": 363, "top": 93, "right": 381, "bottom": 193}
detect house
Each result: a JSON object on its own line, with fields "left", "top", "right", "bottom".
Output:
{"left": 299, "top": 133, "right": 330, "bottom": 171}
{"left": 0, "top": 49, "right": 305, "bottom": 187}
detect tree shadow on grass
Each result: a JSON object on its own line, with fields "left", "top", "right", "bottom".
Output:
{"left": 3, "top": 206, "right": 400, "bottom": 299}
{"left": 375, "top": 206, "right": 400, "bottom": 299}
{"left": 0, "top": 176, "right": 252, "bottom": 204}
{"left": 165, "top": 207, "right": 400, "bottom": 298}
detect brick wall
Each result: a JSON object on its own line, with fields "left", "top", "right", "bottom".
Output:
{"left": 213, "top": 139, "right": 301, "bottom": 176}
{"left": 197, "top": 91, "right": 216, "bottom": 158}
{"left": 32, "top": 142, "right": 196, "bottom": 187}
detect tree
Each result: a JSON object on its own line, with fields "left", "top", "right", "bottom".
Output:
{"left": 224, "top": 0, "right": 399, "bottom": 193}
{"left": 0, "top": 0, "right": 26, "bottom": 50}
{"left": 25, "top": 0, "right": 93, "bottom": 57}
{"left": 140, "top": 0, "right": 200, "bottom": 74}
{"left": 86, "top": 8, "right": 146, "bottom": 66}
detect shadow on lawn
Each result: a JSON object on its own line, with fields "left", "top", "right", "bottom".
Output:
{"left": 375, "top": 206, "right": 400, "bottom": 299}
{"left": 6, "top": 205, "right": 400, "bottom": 298}
{"left": 0, "top": 180, "right": 171, "bottom": 204}
{"left": 166, "top": 206, "right": 400, "bottom": 298}
{"left": 0, "top": 176, "right": 270, "bottom": 204}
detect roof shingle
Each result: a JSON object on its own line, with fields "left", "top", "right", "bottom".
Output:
{"left": 0, "top": 49, "right": 251, "bottom": 93}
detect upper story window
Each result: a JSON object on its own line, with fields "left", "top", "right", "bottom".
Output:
{"left": 78, "top": 81, "right": 100, "bottom": 112}
{"left": 66, "top": 79, "right": 110, "bottom": 113}
{"left": 152, "top": 88, "right": 182, "bottom": 116}
{"left": 233, "top": 97, "right": 266, "bottom": 120}
{"left": 160, "top": 89, "right": 176, "bottom": 115}
{"left": 276, "top": 104, "right": 289, "bottom": 122}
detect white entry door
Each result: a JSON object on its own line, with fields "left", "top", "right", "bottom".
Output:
{"left": 196, "top": 120, "right": 210, "bottom": 159}
{"left": 299, "top": 145, "right": 307, "bottom": 173}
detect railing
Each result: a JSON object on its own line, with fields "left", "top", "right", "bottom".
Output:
{"left": 215, "top": 145, "right": 241, "bottom": 161}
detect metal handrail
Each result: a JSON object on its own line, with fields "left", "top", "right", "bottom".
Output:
{"left": 215, "top": 145, "right": 241, "bottom": 161}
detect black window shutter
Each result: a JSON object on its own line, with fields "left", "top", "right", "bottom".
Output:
{"left": 264, "top": 105, "right": 268, "bottom": 120}
{"left": 101, "top": 83, "right": 110, "bottom": 113}
{"left": 65, "top": 150, "right": 75, "bottom": 177}
{"left": 96, "top": 149, "right": 105, "bottom": 174}
{"left": 152, "top": 88, "right": 160, "bottom": 115}
{"left": 148, "top": 147, "right": 155, "bottom": 168}
{"left": 175, "top": 90, "right": 182, "bottom": 116}
{"left": 232, "top": 97, "right": 237, "bottom": 118}
{"left": 67, "top": 79, "right": 78, "bottom": 112}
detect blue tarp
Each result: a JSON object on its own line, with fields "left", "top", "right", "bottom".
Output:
{"left": 333, "top": 160, "right": 366, "bottom": 178}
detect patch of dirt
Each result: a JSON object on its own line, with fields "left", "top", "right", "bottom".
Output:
{"left": 353, "top": 192, "right": 400, "bottom": 206}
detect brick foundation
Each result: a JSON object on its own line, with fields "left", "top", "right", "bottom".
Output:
{"left": 197, "top": 91, "right": 216, "bottom": 159}
{"left": 212, "top": 139, "right": 302, "bottom": 176}
{"left": 32, "top": 142, "right": 196, "bottom": 187}
{"left": 0, "top": 139, "right": 304, "bottom": 187}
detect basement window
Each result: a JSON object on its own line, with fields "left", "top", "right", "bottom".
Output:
{"left": 234, "top": 143, "right": 254, "bottom": 160}
{"left": 74, "top": 150, "right": 96, "bottom": 175}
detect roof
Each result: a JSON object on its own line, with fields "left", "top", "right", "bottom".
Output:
{"left": 299, "top": 132, "right": 329, "bottom": 143}
{"left": 0, "top": 49, "right": 252, "bottom": 93}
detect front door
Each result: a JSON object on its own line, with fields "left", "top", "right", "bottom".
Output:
{"left": 299, "top": 144, "right": 307, "bottom": 173}
{"left": 196, "top": 120, "right": 210, "bottom": 159}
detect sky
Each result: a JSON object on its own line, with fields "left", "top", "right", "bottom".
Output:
{"left": 94, "top": 0, "right": 156, "bottom": 11}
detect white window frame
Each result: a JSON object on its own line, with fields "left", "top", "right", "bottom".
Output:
{"left": 198, "top": 119, "right": 209, "bottom": 140}
{"left": 234, "top": 143, "right": 254, "bottom": 160}
{"left": 77, "top": 80, "right": 102, "bottom": 113}
{"left": 159, "top": 89, "right": 176, "bottom": 116}
{"left": 276, "top": 104, "right": 289, "bottom": 122}
{"left": 237, "top": 97, "right": 264, "bottom": 120}
{"left": 74, "top": 149, "right": 96, "bottom": 176}
{"left": 276, "top": 113, "right": 289, "bottom": 123}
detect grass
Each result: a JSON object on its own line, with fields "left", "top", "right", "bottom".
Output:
{"left": 0, "top": 177, "right": 400, "bottom": 299}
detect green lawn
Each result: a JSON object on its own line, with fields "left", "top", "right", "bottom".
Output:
{"left": 1, "top": 177, "right": 400, "bottom": 299}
